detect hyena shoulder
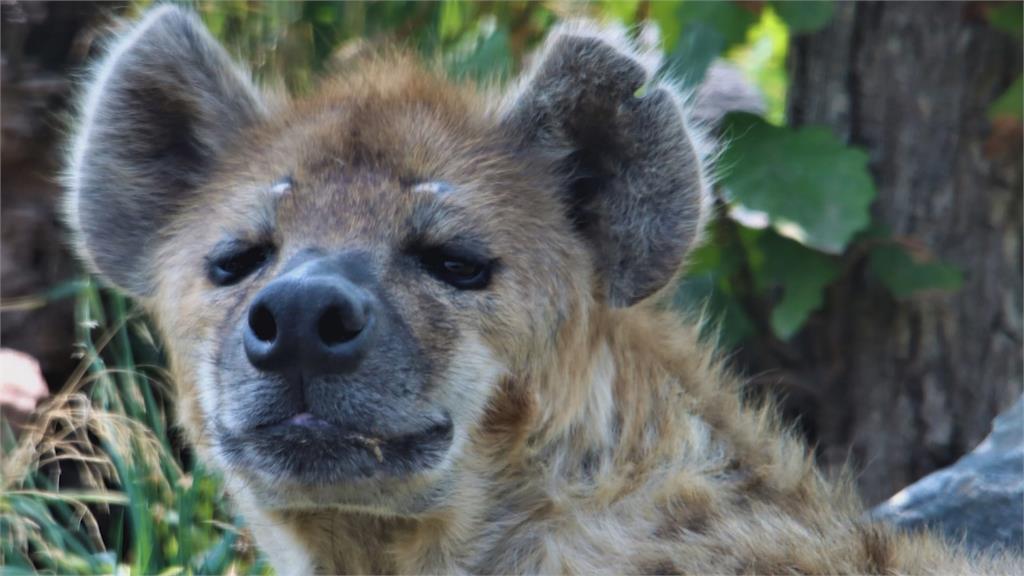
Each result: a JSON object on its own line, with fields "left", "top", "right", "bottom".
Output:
{"left": 66, "top": 7, "right": 1020, "bottom": 575}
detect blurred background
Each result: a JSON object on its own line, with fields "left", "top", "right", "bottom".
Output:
{"left": 1, "top": 1, "right": 1020, "bottom": 573}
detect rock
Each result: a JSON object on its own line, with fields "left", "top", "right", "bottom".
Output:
{"left": 872, "top": 395, "right": 1024, "bottom": 553}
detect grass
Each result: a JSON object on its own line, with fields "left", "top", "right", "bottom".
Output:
{"left": 1, "top": 280, "right": 268, "bottom": 575}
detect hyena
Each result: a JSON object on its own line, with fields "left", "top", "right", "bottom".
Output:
{"left": 65, "top": 6, "right": 1018, "bottom": 575}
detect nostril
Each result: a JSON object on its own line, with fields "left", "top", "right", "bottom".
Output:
{"left": 318, "top": 305, "right": 361, "bottom": 346}
{"left": 249, "top": 304, "right": 277, "bottom": 343}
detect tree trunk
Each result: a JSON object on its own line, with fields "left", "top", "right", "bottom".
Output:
{"left": 780, "top": 1, "right": 1022, "bottom": 505}
{"left": 1, "top": 1, "right": 120, "bottom": 387}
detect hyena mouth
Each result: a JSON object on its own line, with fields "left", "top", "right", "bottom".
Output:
{"left": 200, "top": 243, "right": 460, "bottom": 484}
{"left": 218, "top": 413, "right": 454, "bottom": 484}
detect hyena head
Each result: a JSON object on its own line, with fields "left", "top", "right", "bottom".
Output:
{"left": 66, "top": 7, "right": 712, "bottom": 513}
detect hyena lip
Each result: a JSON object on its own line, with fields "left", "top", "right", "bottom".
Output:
{"left": 220, "top": 414, "right": 454, "bottom": 484}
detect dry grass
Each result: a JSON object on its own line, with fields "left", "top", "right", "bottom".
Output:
{"left": 1, "top": 280, "right": 266, "bottom": 575}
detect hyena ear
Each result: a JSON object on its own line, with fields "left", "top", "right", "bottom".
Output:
{"left": 66, "top": 6, "right": 265, "bottom": 296}
{"left": 500, "top": 22, "right": 714, "bottom": 307}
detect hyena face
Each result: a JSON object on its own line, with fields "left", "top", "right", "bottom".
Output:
{"left": 147, "top": 66, "right": 589, "bottom": 511}
{"left": 67, "top": 7, "right": 710, "bottom": 512}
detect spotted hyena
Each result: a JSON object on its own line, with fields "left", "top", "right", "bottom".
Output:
{"left": 65, "top": 6, "right": 1017, "bottom": 575}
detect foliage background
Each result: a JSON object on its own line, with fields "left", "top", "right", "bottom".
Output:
{"left": 1, "top": 1, "right": 1020, "bottom": 573}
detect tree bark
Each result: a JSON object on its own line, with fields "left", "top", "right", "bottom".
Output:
{"left": 1, "top": 1, "right": 123, "bottom": 387}
{"left": 780, "top": 1, "right": 1022, "bottom": 505}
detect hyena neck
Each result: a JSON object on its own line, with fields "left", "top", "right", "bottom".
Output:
{"left": 437, "top": 304, "right": 737, "bottom": 571}
{"left": 524, "top": 304, "right": 709, "bottom": 468}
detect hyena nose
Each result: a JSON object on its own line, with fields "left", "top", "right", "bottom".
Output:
{"left": 243, "top": 272, "right": 375, "bottom": 377}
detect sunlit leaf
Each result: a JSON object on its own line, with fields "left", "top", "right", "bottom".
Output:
{"left": 649, "top": 1, "right": 684, "bottom": 50}
{"left": 719, "top": 113, "right": 876, "bottom": 254}
{"left": 439, "top": 1, "right": 465, "bottom": 41}
{"left": 599, "top": 0, "right": 641, "bottom": 25}
{"left": 725, "top": 7, "right": 789, "bottom": 124}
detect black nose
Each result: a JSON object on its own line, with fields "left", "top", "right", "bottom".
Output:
{"left": 244, "top": 266, "right": 376, "bottom": 377}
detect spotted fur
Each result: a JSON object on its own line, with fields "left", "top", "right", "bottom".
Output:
{"left": 65, "top": 7, "right": 1020, "bottom": 575}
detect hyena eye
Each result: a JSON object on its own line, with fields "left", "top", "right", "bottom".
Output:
{"left": 419, "top": 247, "right": 492, "bottom": 290}
{"left": 206, "top": 243, "right": 274, "bottom": 286}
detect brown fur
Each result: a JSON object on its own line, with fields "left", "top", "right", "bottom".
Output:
{"left": 66, "top": 7, "right": 1020, "bottom": 575}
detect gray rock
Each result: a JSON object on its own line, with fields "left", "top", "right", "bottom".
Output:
{"left": 872, "top": 395, "right": 1024, "bottom": 553}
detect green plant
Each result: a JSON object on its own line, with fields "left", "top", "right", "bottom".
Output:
{"left": 2, "top": 281, "right": 266, "bottom": 574}
{"left": 664, "top": 1, "right": 967, "bottom": 348}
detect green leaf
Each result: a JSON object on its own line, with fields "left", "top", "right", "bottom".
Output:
{"left": 868, "top": 244, "right": 964, "bottom": 299}
{"left": 677, "top": 273, "right": 756, "bottom": 348}
{"left": 685, "top": 234, "right": 745, "bottom": 278}
{"left": 446, "top": 24, "right": 513, "bottom": 83}
{"left": 663, "top": 1, "right": 760, "bottom": 88}
{"left": 719, "top": 112, "right": 876, "bottom": 254}
{"left": 989, "top": 75, "right": 1023, "bottom": 121}
{"left": 726, "top": 6, "right": 790, "bottom": 124}
{"left": 439, "top": 1, "right": 465, "bottom": 41}
{"left": 740, "top": 231, "right": 840, "bottom": 340}
{"left": 665, "top": 22, "right": 726, "bottom": 88}
{"left": 987, "top": 2, "right": 1023, "bottom": 40}
{"left": 771, "top": 1, "right": 834, "bottom": 34}
{"left": 649, "top": 1, "right": 683, "bottom": 50}
{"left": 678, "top": 223, "right": 757, "bottom": 347}
{"left": 676, "top": 1, "right": 759, "bottom": 50}
{"left": 599, "top": 0, "right": 641, "bottom": 24}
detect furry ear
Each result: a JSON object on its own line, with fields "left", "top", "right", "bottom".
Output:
{"left": 66, "top": 6, "right": 265, "bottom": 296}
{"left": 500, "top": 22, "right": 713, "bottom": 307}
